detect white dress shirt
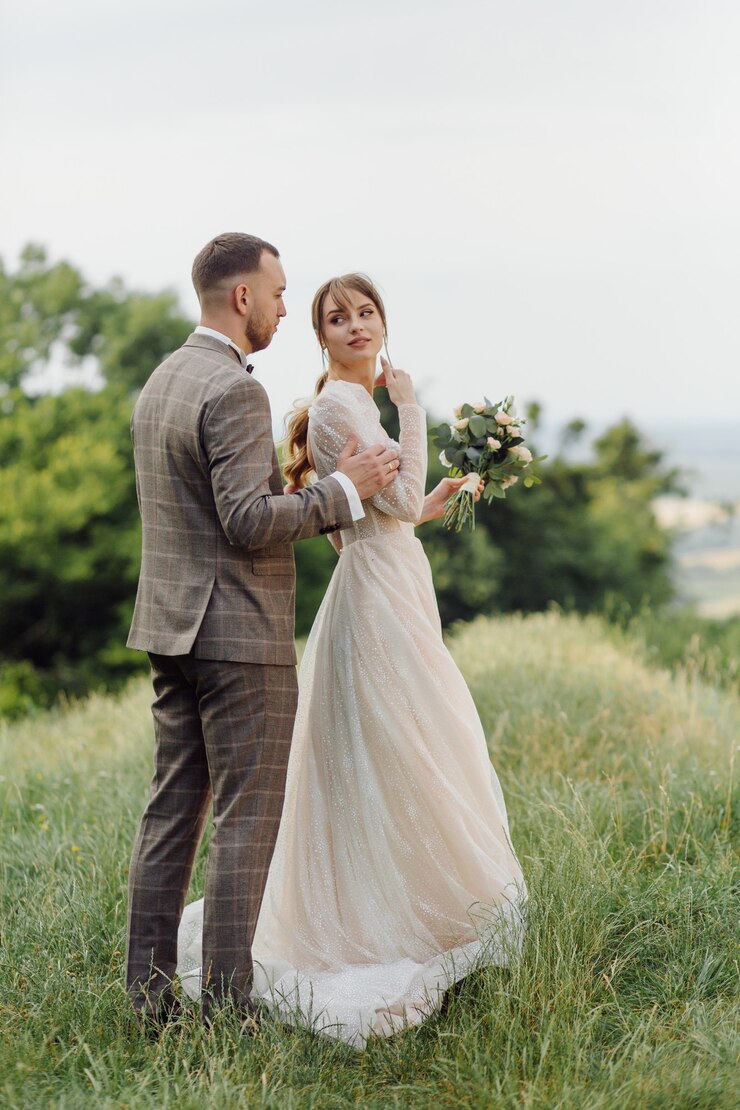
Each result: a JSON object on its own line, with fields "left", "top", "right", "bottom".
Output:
{"left": 194, "top": 325, "right": 251, "bottom": 370}
{"left": 193, "top": 325, "right": 364, "bottom": 521}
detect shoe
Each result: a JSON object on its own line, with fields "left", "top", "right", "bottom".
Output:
{"left": 134, "top": 994, "right": 184, "bottom": 1038}
{"left": 239, "top": 1012, "right": 260, "bottom": 1038}
{"left": 202, "top": 997, "right": 261, "bottom": 1035}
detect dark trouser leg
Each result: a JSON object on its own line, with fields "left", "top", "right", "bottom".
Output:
{"left": 125, "top": 653, "right": 211, "bottom": 1015}
{"left": 187, "top": 659, "right": 297, "bottom": 1015}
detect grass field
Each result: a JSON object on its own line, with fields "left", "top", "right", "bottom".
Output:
{"left": 1, "top": 612, "right": 738, "bottom": 1108}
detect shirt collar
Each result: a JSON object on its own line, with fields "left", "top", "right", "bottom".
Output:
{"left": 194, "top": 325, "right": 250, "bottom": 370}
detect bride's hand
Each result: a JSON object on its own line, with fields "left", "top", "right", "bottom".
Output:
{"left": 417, "top": 475, "right": 484, "bottom": 524}
{"left": 376, "top": 356, "right": 416, "bottom": 407}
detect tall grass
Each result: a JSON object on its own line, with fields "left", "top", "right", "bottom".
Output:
{"left": 1, "top": 612, "right": 737, "bottom": 1108}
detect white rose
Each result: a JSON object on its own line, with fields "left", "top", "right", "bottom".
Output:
{"left": 453, "top": 418, "right": 469, "bottom": 430}
{"left": 502, "top": 474, "right": 519, "bottom": 489}
{"left": 496, "top": 410, "right": 514, "bottom": 425}
{"left": 439, "top": 450, "right": 451, "bottom": 468}
{"left": 508, "top": 426, "right": 521, "bottom": 437}
{"left": 453, "top": 405, "right": 463, "bottom": 418}
{"left": 473, "top": 402, "right": 486, "bottom": 413}
{"left": 487, "top": 436, "right": 502, "bottom": 450}
{"left": 508, "top": 444, "right": 532, "bottom": 462}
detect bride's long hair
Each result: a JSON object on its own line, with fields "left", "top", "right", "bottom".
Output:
{"left": 283, "top": 273, "right": 388, "bottom": 490}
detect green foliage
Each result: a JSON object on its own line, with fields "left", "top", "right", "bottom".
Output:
{"left": 1, "top": 614, "right": 737, "bottom": 1106}
{"left": 0, "top": 243, "right": 193, "bottom": 711}
{"left": 0, "top": 388, "right": 146, "bottom": 696}
{"left": 418, "top": 521, "right": 503, "bottom": 626}
{"left": 381, "top": 392, "right": 678, "bottom": 622}
{"left": 72, "top": 281, "right": 193, "bottom": 392}
{"left": 293, "top": 535, "right": 338, "bottom": 637}
{"left": 622, "top": 608, "right": 740, "bottom": 695}
{"left": 591, "top": 419, "right": 682, "bottom": 489}
{"left": 0, "top": 244, "right": 192, "bottom": 393}
{"left": 0, "top": 244, "right": 84, "bottom": 390}
{"left": 470, "top": 419, "right": 680, "bottom": 614}
{"left": 0, "top": 660, "right": 53, "bottom": 719}
{"left": 0, "top": 245, "right": 689, "bottom": 716}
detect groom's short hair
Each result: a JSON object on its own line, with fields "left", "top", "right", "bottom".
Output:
{"left": 192, "top": 233, "right": 279, "bottom": 303}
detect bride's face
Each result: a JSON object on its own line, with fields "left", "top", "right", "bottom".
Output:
{"left": 322, "top": 288, "right": 385, "bottom": 366}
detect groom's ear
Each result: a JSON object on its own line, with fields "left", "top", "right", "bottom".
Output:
{"left": 233, "top": 280, "right": 252, "bottom": 317}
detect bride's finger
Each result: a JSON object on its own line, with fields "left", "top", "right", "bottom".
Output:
{"left": 380, "top": 355, "right": 394, "bottom": 377}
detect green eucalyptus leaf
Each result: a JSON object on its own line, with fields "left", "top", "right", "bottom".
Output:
{"left": 429, "top": 422, "right": 450, "bottom": 440}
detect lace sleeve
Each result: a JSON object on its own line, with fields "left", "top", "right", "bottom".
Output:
{"left": 370, "top": 403, "right": 427, "bottom": 523}
{"left": 309, "top": 384, "right": 427, "bottom": 524}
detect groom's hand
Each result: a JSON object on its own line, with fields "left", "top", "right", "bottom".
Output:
{"left": 336, "top": 436, "right": 399, "bottom": 500}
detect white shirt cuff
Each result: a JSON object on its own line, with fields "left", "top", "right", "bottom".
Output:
{"left": 330, "top": 471, "right": 365, "bottom": 521}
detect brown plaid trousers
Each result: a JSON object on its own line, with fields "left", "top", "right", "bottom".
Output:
{"left": 125, "top": 333, "right": 352, "bottom": 1017}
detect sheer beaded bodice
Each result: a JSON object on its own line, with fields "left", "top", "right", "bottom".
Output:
{"left": 307, "top": 380, "right": 427, "bottom": 546}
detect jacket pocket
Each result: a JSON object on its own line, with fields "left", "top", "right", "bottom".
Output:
{"left": 252, "top": 553, "right": 294, "bottom": 576}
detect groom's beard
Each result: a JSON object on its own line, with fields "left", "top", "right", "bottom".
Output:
{"left": 245, "top": 309, "right": 275, "bottom": 354}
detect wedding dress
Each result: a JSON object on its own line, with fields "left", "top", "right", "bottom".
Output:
{"left": 178, "top": 380, "right": 526, "bottom": 1046}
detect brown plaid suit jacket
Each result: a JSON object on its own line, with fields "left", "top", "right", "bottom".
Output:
{"left": 127, "top": 332, "right": 353, "bottom": 664}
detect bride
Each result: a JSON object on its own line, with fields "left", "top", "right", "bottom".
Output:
{"left": 178, "top": 273, "right": 526, "bottom": 1046}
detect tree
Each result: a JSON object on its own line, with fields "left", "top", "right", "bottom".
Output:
{"left": 0, "top": 244, "right": 192, "bottom": 394}
{"left": 0, "top": 245, "right": 84, "bottom": 391}
{"left": 0, "top": 388, "right": 145, "bottom": 704}
{"left": 0, "top": 244, "right": 195, "bottom": 713}
{"left": 0, "top": 244, "right": 684, "bottom": 717}
{"left": 71, "top": 281, "right": 193, "bottom": 392}
{"left": 473, "top": 418, "right": 679, "bottom": 614}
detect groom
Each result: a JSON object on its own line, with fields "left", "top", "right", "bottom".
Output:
{"left": 125, "top": 232, "right": 399, "bottom": 1026}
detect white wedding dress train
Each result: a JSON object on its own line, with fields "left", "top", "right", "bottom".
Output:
{"left": 178, "top": 381, "right": 526, "bottom": 1047}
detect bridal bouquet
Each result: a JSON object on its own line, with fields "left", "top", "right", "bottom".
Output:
{"left": 430, "top": 396, "right": 546, "bottom": 531}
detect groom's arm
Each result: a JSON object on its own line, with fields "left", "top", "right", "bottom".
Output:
{"left": 203, "top": 376, "right": 353, "bottom": 549}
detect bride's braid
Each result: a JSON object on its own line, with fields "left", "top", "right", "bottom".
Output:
{"left": 283, "top": 273, "right": 387, "bottom": 491}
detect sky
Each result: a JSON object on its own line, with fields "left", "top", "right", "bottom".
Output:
{"left": 2, "top": 0, "right": 739, "bottom": 444}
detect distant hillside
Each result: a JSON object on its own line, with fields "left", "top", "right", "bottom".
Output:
{"left": 654, "top": 496, "right": 740, "bottom": 617}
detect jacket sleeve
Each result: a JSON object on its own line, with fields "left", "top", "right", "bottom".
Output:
{"left": 202, "top": 376, "right": 353, "bottom": 550}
